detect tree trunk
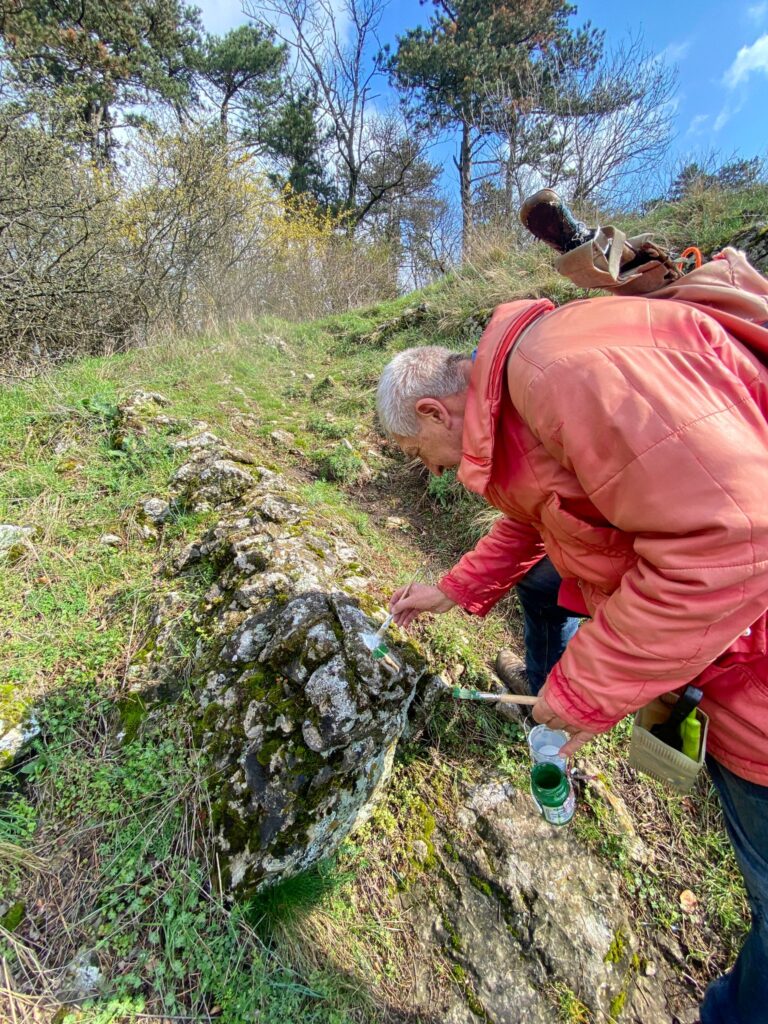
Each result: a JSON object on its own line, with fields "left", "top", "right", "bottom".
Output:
{"left": 220, "top": 97, "right": 229, "bottom": 141}
{"left": 505, "top": 138, "right": 515, "bottom": 221}
{"left": 459, "top": 120, "right": 472, "bottom": 257}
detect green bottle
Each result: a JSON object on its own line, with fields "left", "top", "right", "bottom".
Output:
{"left": 680, "top": 710, "right": 702, "bottom": 761}
{"left": 530, "top": 763, "right": 575, "bottom": 826}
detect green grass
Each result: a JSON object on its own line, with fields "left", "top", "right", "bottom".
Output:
{"left": 2, "top": 200, "right": 763, "bottom": 1015}
{"left": 621, "top": 180, "right": 768, "bottom": 255}
{"left": 0, "top": 304, "right": 514, "bottom": 1019}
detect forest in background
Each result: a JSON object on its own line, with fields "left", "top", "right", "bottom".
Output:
{"left": 3, "top": 0, "right": 766, "bottom": 368}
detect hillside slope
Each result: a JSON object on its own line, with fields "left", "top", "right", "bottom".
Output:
{"left": 0, "top": 277, "right": 753, "bottom": 1023}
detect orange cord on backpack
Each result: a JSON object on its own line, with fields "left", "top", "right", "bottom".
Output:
{"left": 677, "top": 245, "right": 703, "bottom": 270}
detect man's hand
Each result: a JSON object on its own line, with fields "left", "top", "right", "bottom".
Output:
{"left": 389, "top": 583, "right": 456, "bottom": 628}
{"left": 532, "top": 687, "right": 598, "bottom": 756}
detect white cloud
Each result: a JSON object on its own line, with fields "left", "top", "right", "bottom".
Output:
{"left": 723, "top": 32, "right": 768, "bottom": 87}
{"left": 747, "top": 2, "right": 768, "bottom": 23}
{"left": 656, "top": 39, "right": 692, "bottom": 64}
{"left": 686, "top": 113, "right": 709, "bottom": 134}
{"left": 713, "top": 93, "right": 747, "bottom": 129}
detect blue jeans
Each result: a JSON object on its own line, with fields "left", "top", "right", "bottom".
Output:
{"left": 516, "top": 556, "right": 581, "bottom": 695}
{"left": 700, "top": 757, "right": 768, "bottom": 1024}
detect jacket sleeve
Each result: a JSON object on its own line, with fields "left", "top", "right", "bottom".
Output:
{"left": 519, "top": 341, "right": 768, "bottom": 732}
{"left": 438, "top": 517, "right": 546, "bottom": 615}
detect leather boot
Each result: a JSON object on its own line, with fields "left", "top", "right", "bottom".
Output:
{"left": 519, "top": 188, "right": 595, "bottom": 254}
{"left": 494, "top": 649, "right": 530, "bottom": 693}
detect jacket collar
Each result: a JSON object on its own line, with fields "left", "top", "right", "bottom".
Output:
{"left": 457, "top": 299, "right": 553, "bottom": 496}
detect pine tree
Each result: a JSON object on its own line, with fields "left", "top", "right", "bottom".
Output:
{"left": 261, "top": 89, "right": 338, "bottom": 207}
{"left": 387, "top": 0, "right": 601, "bottom": 251}
{"left": 198, "top": 25, "right": 286, "bottom": 141}
{"left": 1, "top": 0, "right": 203, "bottom": 162}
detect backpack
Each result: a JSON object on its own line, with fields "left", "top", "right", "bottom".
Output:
{"left": 651, "top": 248, "right": 768, "bottom": 367}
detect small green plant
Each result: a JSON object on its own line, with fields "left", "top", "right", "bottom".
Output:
{"left": 312, "top": 444, "right": 364, "bottom": 483}
{"left": 306, "top": 413, "right": 356, "bottom": 440}
{"left": 426, "top": 468, "right": 463, "bottom": 508}
{"left": 553, "top": 983, "right": 592, "bottom": 1023}
{"left": 242, "top": 859, "right": 354, "bottom": 939}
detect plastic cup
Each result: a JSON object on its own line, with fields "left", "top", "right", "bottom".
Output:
{"left": 527, "top": 724, "right": 568, "bottom": 771}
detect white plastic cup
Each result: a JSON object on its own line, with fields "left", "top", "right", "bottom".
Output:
{"left": 527, "top": 724, "right": 568, "bottom": 771}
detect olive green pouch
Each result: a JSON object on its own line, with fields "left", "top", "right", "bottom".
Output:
{"left": 628, "top": 698, "right": 709, "bottom": 794}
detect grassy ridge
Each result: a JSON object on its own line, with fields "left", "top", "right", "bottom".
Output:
{"left": 0, "top": 308, "right": 517, "bottom": 1021}
{"left": 1, "top": 220, "right": 761, "bottom": 1019}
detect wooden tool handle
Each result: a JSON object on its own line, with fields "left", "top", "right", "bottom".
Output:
{"left": 493, "top": 693, "right": 538, "bottom": 705}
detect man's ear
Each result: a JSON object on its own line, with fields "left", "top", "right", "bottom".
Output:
{"left": 414, "top": 397, "right": 449, "bottom": 424}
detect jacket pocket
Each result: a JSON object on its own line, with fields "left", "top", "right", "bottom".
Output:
{"left": 539, "top": 493, "right": 636, "bottom": 588}
{"left": 699, "top": 662, "right": 768, "bottom": 769}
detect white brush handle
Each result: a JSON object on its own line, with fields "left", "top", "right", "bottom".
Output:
{"left": 456, "top": 691, "right": 538, "bottom": 705}
{"left": 374, "top": 613, "right": 394, "bottom": 639}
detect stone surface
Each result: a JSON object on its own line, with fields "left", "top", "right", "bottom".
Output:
{"left": 0, "top": 714, "right": 41, "bottom": 766}
{"left": 0, "top": 524, "right": 34, "bottom": 561}
{"left": 113, "top": 422, "right": 700, "bottom": 1020}
{"left": 728, "top": 221, "right": 768, "bottom": 274}
{"left": 170, "top": 455, "right": 255, "bottom": 511}
{"left": 270, "top": 429, "right": 295, "bottom": 448}
{"left": 141, "top": 497, "right": 171, "bottom": 525}
{"left": 130, "top": 438, "right": 425, "bottom": 894}
{"left": 111, "top": 390, "right": 177, "bottom": 451}
{"left": 400, "top": 779, "right": 698, "bottom": 1024}
{"left": 99, "top": 533, "right": 122, "bottom": 547}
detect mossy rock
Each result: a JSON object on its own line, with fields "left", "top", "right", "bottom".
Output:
{"left": 128, "top": 465, "right": 426, "bottom": 896}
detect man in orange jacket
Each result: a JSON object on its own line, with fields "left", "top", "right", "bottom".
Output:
{"left": 377, "top": 218, "right": 768, "bottom": 1023}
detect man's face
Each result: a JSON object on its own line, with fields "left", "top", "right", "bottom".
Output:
{"left": 393, "top": 396, "right": 465, "bottom": 476}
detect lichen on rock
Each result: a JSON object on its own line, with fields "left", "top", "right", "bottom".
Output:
{"left": 129, "top": 434, "right": 425, "bottom": 894}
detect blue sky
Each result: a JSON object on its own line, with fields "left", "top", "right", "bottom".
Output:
{"left": 197, "top": 0, "right": 768, "bottom": 173}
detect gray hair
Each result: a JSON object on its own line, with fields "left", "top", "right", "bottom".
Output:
{"left": 376, "top": 346, "right": 469, "bottom": 437}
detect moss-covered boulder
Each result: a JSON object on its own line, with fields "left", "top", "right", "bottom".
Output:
{"left": 133, "top": 440, "right": 424, "bottom": 895}
{"left": 728, "top": 221, "right": 768, "bottom": 274}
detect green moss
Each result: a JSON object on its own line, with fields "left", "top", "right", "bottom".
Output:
{"left": 256, "top": 738, "right": 284, "bottom": 767}
{"left": 0, "top": 901, "right": 25, "bottom": 931}
{"left": 604, "top": 928, "right": 627, "bottom": 964}
{"left": 449, "top": 962, "right": 492, "bottom": 1019}
{"left": 470, "top": 874, "right": 493, "bottom": 899}
{"left": 116, "top": 694, "right": 149, "bottom": 743}
{"left": 442, "top": 914, "right": 463, "bottom": 952}
{"left": 608, "top": 990, "right": 627, "bottom": 1021}
{"left": 198, "top": 700, "right": 223, "bottom": 734}
{"left": 452, "top": 968, "right": 491, "bottom": 1021}
{"left": 209, "top": 795, "right": 251, "bottom": 857}
{"left": 443, "top": 839, "right": 460, "bottom": 862}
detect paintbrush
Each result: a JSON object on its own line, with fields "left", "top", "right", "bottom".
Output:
{"left": 362, "top": 569, "right": 426, "bottom": 665}
{"left": 452, "top": 686, "right": 537, "bottom": 706}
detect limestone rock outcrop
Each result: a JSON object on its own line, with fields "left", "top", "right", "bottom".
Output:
{"left": 129, "top": 429, "right": 423, "bottom": 894}
{"left": 401, "top": 780, "right": 698, "bottom": 1024}
{"left": 729, "top": 221, "right": 768, "bottom": 274}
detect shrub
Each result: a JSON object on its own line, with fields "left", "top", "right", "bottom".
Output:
{"left": 306, "top": 413, "right": 356, "bottom": 439}
{"left": 312, "top": 444, "right": 364, "bottom": 483}
{"left": 0, "top": 111, "right": 399, "bottom": 366}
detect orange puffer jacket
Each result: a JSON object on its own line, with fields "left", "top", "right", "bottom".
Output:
{"left": 438, "top": 294, "right": 768, "bottom": 784}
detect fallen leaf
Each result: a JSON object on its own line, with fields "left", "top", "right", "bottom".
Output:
{"left": 679, "top": 889, "right": 699, "bottom": 915}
